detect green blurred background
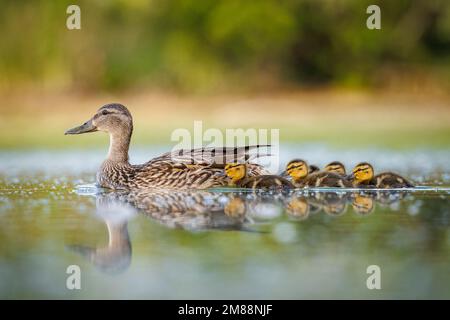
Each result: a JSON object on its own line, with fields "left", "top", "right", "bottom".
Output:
{"left": 0, "top": 0, "right": 449, "bottom": 149}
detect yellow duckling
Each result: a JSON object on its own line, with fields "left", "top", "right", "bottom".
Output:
{"left": 225, "top": 163, "right": 294, "bottom": 190}
{"left": 324, "top": 161, "right": 347, "bottom": 176}
{"left": 285, "top": 159, "right": 351, "bottom": 188}
{"left": 349, "top": 162, "right": 414, "bottom": 188}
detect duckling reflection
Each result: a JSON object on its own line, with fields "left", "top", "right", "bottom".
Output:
{"left": 99, "top": 189, "right": 256, "bottom": 231}
{"left": 351, "top": 193, "right": 375, "bottom": 215}
{"left": 314, "top": 192, "right": 348, "bottom": 216}
{"left": 285, "top": 196, "right": 310, "bottom": 220}
{"left": 67, "top": 196, "right": 135, "bottom": 275}
{"left": 282, "top": 189, "right": 417, "bottom": 220}
{"left": 375, "top": 190, "right": 408, "bottom": 206}
{"left": 224, "top": 196, "right": 247, "bottom": 221}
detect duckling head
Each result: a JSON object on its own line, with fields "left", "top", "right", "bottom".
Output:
{"left": 65, "top": 103, "right": 133, "bottom": 136}
{"left": 350, "top": 162, "right": 374, "bottom": 184}
{"left": 286, "top": 159, "right": 308, "bottom": 182}
{"left": 225, "top": 163, "right": 247, "bottom": 184}
{"left": 309, "top": 165, "right": 320, "bottom": 174}
{"left": 325, "top": 161, "right": 346, "bottom": 175}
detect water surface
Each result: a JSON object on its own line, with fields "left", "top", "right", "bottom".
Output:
{"left": 0, "top": 146, "right": 449, "bottom": 299}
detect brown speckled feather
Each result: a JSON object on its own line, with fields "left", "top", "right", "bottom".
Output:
{"left": 98, "top": 146, "right": 270, "bottom": 190}
{"left": 374, "top": 172, "right": 414, "bottom": 188}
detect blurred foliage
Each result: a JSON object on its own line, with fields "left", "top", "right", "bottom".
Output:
{"left": 0, "top": 0, "right": 450, "bottom": 92}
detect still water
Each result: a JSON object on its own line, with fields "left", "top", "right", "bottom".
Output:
{"left": 0, "top": 146, "right": 449, "bottom": 299}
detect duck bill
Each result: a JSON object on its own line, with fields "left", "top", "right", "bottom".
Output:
{"left": 65, "top": 119, "right": 97, "bottom": 135}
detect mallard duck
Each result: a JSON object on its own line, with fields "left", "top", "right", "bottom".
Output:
{"left": 349, "top": 162, "right": 414, "bottom": 188}
{"left": 225, "top": 163, "right": 294, "bottom": 190}
{"left": 324, "top": 161, "right": 347, "bottom": 176}
{"left": 285, "top": 159, "right": 352, "bottom": 188}
{"left": 65, "top": 103, "right": 270, "bottom": 190}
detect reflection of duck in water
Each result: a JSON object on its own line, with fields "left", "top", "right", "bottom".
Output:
{"left": 351, "top": 193, "right": 375, "bottom": 215}
{"left": 99, "top": 189, "right": 256, "bottom": 231}
{"left": 375, "top": 190, "right": 408, "bottom": 206}
{"left": 316, "top": 192, "right": 348, "bottom": 216}
{"left": 67, "top": 197, "right": 135, "bottom": 275}
{"left": 65, "top": 103, "right": 270, "bottom": 190}
{"left": 285, "top": 196, "right": 310, "bottom": 220}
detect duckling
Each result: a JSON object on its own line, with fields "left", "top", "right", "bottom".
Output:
{"left": 225, "top": 163, "right": 294, "bottom": 190}
{"left": 324, "top": 161, "right": 347, "bottom": 176}
{"left": 309, "top": 164, "right": 320, "bottom": 174}
{"left": 281, "top": 162, "right": 319, "bottom": 177}
{"left": 349, "top": 162, "right": 414, "bottom": 188}
{"left": 65, "top": 103, "right": 270, "bottom": 190}
{"left": 285, "top": 159, "right": 352, "bottom": 188}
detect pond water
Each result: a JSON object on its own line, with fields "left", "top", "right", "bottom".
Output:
{"left": 0, "top": 146, "right": 449, "bottom": 299}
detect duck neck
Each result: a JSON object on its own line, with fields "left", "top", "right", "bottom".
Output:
{"left": 107, "top": 128, "right": 132, "bottom": 163}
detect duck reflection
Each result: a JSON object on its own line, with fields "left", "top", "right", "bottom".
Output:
{"left": 67, "top": 195, "right": 135, "bottom": 275}
{"left": 286, "top": 197, "right": 310, "bottom": 220}
{"left": 69, "top": 187, "right": 413, "bottom": 273}
{"left": 351, "top": 194, "right": 375, "bottom": 215}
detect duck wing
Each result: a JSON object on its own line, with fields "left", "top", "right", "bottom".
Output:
{"left": 148, "top": 145, "right": 272, "bottom": 166}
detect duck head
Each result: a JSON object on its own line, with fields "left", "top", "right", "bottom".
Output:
{"left": 225, "top": 163, "right": 247, "bottom": 184}
{"left": 65, "top": 103, "right": 133, "bottom": 136}
{"left": 349, "top": 162, "right": 374, "bottom": 184}
{"left": 285, "top": 159, "right": 308, "bottom": 182}
{"left": 325, "top": 161, "right": 346, "bottom": 175}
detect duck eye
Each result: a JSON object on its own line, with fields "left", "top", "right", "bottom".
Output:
{"left": 101, "top": 110, "right": 109, "bottom": 115}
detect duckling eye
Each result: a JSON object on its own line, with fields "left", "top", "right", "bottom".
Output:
{"left": 101, "top": 110, "right": 109, "bottom": 116}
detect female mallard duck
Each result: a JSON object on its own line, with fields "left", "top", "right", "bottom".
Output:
{"left": 225, "top": 163, "right": 294, "bottom": 190}
{"left": 285, "top": 159, "right": 352, "bottom": 188}
{"left": 324, "top": 161, "right": 347, "bottom": 176}
{"left": 349, "top": 162, "right": 414, "bottom": 188}
{"left": 65, "top": 103, "right": 269, "bottom": 190}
